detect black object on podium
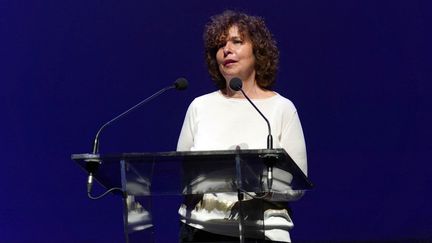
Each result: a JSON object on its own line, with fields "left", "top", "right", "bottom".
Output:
{"left": 72, "top": 148, "right": 313, "bottom": 242}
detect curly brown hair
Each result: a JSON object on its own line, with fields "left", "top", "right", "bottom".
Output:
{"left": 204, "top": 10, "right": 279, "bottom": 90}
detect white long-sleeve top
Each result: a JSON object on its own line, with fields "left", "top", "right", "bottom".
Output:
{"left": 177, "top": 91, "right": 307, "bottom": 242}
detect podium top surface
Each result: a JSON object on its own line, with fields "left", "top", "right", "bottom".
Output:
{"left": 72, "top": 149, "right": 313, "bottom": 194}
{"left": 72, "top": 148, "right": 288, "bottom": 161}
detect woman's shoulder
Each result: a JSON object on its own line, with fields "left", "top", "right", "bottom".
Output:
{"left": 193, "top": 90, "right": 220, "bottom": 100}
{"left": 269, "top": 92, "right": 297, "bottom": 111}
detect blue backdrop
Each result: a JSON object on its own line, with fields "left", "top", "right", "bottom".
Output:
{"left": 1, "top": 0, "right": 431, "bottom": 242}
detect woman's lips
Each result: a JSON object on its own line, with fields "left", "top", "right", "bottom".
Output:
{"left": 223, "top": 59, "right": 237, "bottom": 66}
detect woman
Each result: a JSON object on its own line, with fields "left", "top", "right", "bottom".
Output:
{"left": 177, "top": 10, "right": 307, "bottom": 242}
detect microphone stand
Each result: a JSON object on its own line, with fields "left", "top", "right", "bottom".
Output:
{"left": 86, "top": 78, "right": 188, "bottom": 198}
{"left": 229, "top": 77, "right": 279, "bottom": 242}
{"left": 235, "top": 83, "right": 276, "bottom": 192}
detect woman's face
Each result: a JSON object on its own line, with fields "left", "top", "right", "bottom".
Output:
{"left": 216, "top": 25, "right": 256, "bottom": 83}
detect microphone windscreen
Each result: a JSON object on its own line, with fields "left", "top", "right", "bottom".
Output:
{"left": 229, "top": 77, "right": 242, "bottom": 91}
{"left": 174, "top": 78, "right": 188, "bottom": 90}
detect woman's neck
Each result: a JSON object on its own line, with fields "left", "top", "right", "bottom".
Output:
{"left": 223, "top": 78, "right": 274, "bottom": 99}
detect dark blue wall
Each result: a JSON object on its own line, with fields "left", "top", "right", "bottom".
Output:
{"left": 1, "top": 0, "right": 431, "bottom": 242}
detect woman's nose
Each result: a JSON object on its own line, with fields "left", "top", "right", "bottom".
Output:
{"left": 223, "top": 43, "right": 232, "bottom": 56}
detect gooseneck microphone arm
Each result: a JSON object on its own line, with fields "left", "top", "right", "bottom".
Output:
{"left": 86, "top": 78, "right": 188, "bottom": 199}
{"left": 92, "top": 86, "right": 170, "bottom": 153}
{"left": 239, "top": 90, "right": 273, "bottom": 149}
{"left": 229, "top": 77, "right": 275, "bottom": 191}
{"left": 229, "top": 77, "right": 273, "bottom": 149}
{"left": 92, "top": 78, "right": 188, "bottom": 154}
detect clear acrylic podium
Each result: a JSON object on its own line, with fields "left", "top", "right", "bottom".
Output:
{"left": 72, "top": 149, "right": 313, "bottom": 242}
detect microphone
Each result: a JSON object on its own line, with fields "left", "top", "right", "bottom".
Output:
{"left": 86, "top": 77, "right": 188, "bottom": 195}
{"left": 229, "top": 77, "right": 273, "bottom": 149}
{"left": 229, "top": 77, "right": 275, "bottom": 191}
{"left": 174, "top": 77, "right": 188, "bottom": 90}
